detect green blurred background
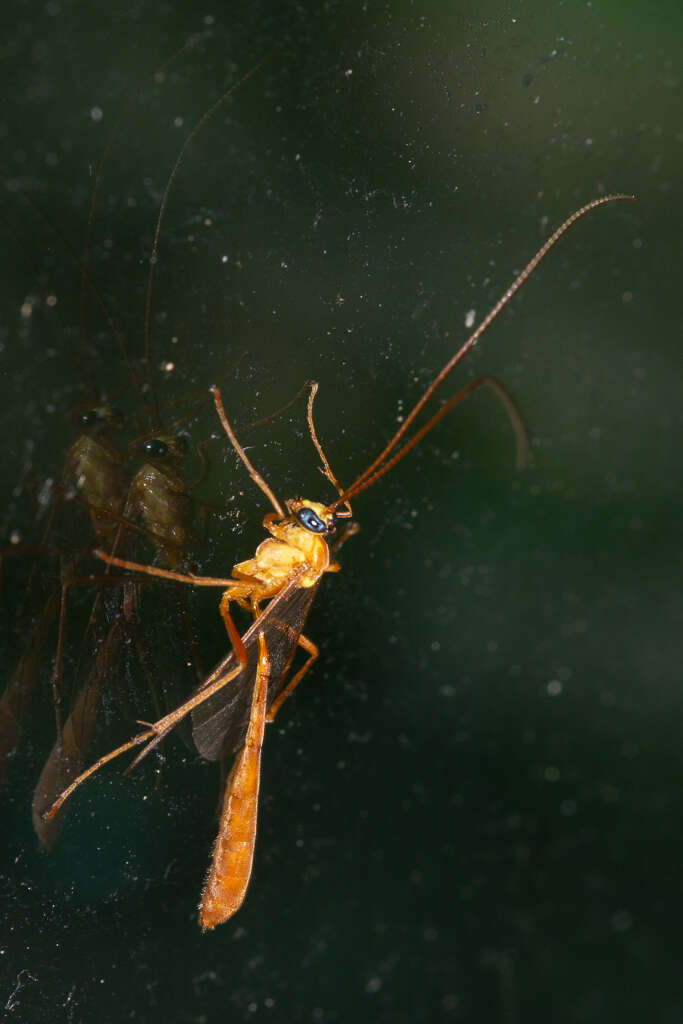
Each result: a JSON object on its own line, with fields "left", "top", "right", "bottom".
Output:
{"left": 1, "top": 1, "right": 682, "bottom": 1021}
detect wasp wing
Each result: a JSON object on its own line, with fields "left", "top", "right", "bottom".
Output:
{"left": 191, "top": 574, "right": 320, "bottom": 762}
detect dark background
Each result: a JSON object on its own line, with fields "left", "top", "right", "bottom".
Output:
{"left": 1, "top": 1, "right": 682, "bottom": 1021}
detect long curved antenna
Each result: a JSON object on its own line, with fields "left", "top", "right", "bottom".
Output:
{"left": 79, "top": 32, "right": 206, "bottom": 393}
{"left": 337, "top": 377, "right": 518, "bottom": 501}
{"left": 332, "top": 194, "right": 636, "bottom": 509}
{"left": 306, "top": 383, "right": 352, "bottom": 516}
{"left": 210, "top": 385, "right": 284, "bottom": 517}
{"left": 479, "top": 376, "right": 530, "bottom": 470}
{"left": 143, "top": 55, "right": 272, "bottom": 424}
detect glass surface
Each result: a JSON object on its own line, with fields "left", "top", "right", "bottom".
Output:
{"left": 1, "top": 2, "right": 681, "bottom": 1021}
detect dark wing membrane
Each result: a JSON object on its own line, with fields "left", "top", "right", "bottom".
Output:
{"left": 191, "top": 577, "right": 320, "bottom": 762}
{"left": 32, "top": 617, "right": 125, "bottom": 848}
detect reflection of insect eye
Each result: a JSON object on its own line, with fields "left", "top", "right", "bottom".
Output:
{"left": 141, "top": 438, "right": 168, "bottom": 459}
{"left": 296, "top": 508, "right": 328, "bottom": 534}
{"left": 80, "top": 410, "right": 101, "bottom": 427}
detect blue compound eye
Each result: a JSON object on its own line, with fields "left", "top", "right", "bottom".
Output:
{"left": 296, "top": 507, "right": 329, "bottom": 534}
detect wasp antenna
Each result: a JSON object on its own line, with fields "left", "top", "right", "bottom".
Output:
{"left": 335, "top": 193, "right": 635, "bottom": 506}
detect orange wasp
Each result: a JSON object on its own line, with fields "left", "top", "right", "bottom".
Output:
{"left": 47, "top": 193, "right": 635, "bottom": 929}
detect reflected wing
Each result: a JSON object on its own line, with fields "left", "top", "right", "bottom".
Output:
{"left": 0, "top": 586, "right": 61, "bottom": 786}
{"left": 191, "top": 575, "right": 320, "bottom": 762}
{"left": 32, "top": 618, "right": 124, "bottom": 848}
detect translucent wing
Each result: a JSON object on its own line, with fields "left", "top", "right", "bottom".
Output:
{"left": 192, "top": 576, "right": 320, "bottom": 761}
